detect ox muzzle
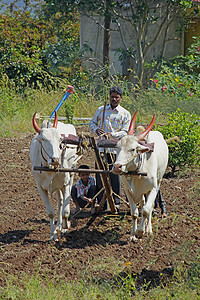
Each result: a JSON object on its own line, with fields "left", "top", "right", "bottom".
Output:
{"left": 48, "top": 157, "right": 60, "bottom": 168}
{"left": 112, "top": 164, "right": 124, "bottom": 175}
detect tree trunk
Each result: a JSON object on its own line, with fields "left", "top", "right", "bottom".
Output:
{"left": 103, "top": 0, "right": 111, "bottom": 79}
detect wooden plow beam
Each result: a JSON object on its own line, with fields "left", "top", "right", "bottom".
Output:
{"left": 33, "top": 166, "right": 147, "bottom": 176}
{"left": 91, "top": 136, "right": 115, "bottom": 213}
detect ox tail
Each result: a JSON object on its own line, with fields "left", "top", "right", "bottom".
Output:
{"left": 165, "top": 136, "right": 180, "bottom": 144}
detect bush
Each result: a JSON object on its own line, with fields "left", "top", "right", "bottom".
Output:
{"left": 147, "top": 36, "right": 200, "bottom": 117}
{"left": 0, "top": 6, "right": 81, "bottom": 92}
{"left": 156, "top": 109, "right": 200, "bottom": 176}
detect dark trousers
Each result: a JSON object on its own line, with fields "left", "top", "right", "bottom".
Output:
{"left": 154, "top": 189, "right": 167, "bottom": 214}
{"left": 96, "top": 153, "right": 121, "bottom": 208}
{"left": 71, "top": 185, "right": 96, "bottom": 208}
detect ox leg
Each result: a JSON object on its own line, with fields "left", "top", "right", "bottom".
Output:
{"left": 62, "top": 190, "right": 71, "bottom": 231}
{"left": 62, "top": 174, "right": 72, "bottom": 231}
{"left": 136, "top": 188, "right": 157, "bottom": 238}
{"left": 129, "top": 201, "right": 139, "bottom": 242}
{"left": 140, "top": 195, "right": 146, "bottom": 209}
{"left": 122, "top": 176, "right": 138, "bottom": 241}
{"left": 146, "top": 208, "right": 153, "bottom": 235}
{"left": 55, "top": 190, "right": 63, "bottom": 232}
{"left": 36, "top": 184, "right": 57, "bottom": 241}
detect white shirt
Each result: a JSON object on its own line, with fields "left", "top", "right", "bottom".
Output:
{"left": 89, "top": 104, "right": 131, "bottom": 138}
{"left": 89, "top": 104, "right": 131, "bottom": 153}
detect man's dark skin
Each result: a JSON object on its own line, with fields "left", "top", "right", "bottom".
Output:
{"left": 96, "top": 92, "right": 122, "bottom": 136}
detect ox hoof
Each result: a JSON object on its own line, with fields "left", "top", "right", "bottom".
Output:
{"left": 55, "top": 225, "right": 62, "bottom": 234}
{"left": 50, "top": 234, "right": 58, "bottom": 242}
{"left": 146, "top": 227, "right": 152, "bottom": 235}
{"left": 67, "top": 221, "right": 71, "bottom": 229}
{"left": 63, "top": 219, "right": 71, "bottom": 230}
{"left": 61, "top": 228, "right": 69, "bottom": 235}
{"left": 136, "top": 229, "right": 144, "bottom": 238}
{"left": 130, "top": 235, "right": 137, "bottom": 242}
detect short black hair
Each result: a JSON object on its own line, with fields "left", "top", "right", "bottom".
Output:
{"left": 78, "top": 164, "right": 90, "bottom": 170}
{"left": 78, "top": 164, "right": 90, "bottom": 175}
{"left": 109, "top": 86, "right": 122, "bottom": 97}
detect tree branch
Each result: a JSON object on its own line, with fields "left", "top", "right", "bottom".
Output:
{"left": 143, "top": 3, "right": 173, "bottom": 57}
{"left": 110, "top": 7, "right": 135, "bottom": 27}
{"left": 82, "top": 13, "right": 118, "bottom": 32}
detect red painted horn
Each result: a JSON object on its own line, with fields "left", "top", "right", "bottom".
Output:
{"left": 136, "top": 114, "right": 155, "bottom": 141}
{"left": 52, "top": 111, "right": 58, "bottom": 128}
{"left": 32, "top": 112, "right": 41, "bottom": 134}
{"left": 128, "top": 110, "right": 138, "bottom": 135}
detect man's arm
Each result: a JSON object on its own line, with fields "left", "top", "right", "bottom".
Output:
{"left": 89, "top": 107, "right": 105, "bottom": 135}
{"left": 80, "top": 195, "right": 93, "bottom": 203}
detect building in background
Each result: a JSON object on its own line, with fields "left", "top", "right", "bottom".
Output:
{"left": 80, "top": 1, "right": 200, "bottom": 83}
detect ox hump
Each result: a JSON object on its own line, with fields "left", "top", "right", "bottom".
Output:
{"left": 57, "top": 121, "right": 76, "bottom": 137}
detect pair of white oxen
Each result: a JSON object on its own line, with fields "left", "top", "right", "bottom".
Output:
{"left": 30, "top": 111, "right": 168, "bottom": 241}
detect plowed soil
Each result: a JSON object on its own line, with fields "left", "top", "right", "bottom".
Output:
{"left": 0, "top": 129, "right": 199, "bottom": 288}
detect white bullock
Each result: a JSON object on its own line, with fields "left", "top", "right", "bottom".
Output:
{"left": 112, "top": 110, "right": 168, "bottom": 241}
{"left": 30, "top": 112, "right": 78, "bottom": 241}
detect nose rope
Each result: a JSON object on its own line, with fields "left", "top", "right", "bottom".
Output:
{"left": 114, "top": 152, "right": 142, "bottom": 173}
{"left": 40, "top": 141, "right": 56, "bottom": 163}
{"left": 40, "top": 143, "right": 49, "bottom": 163}
{"left": 116, "top": 151, "right": 138, "bottom": 167}
{"left": 127, "top": 152, "right": 142, "bottom": 172}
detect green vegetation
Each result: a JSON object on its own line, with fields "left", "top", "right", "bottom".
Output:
{"left": 156, "top": 109, "right": 200, "bottom": 176}
{"left": 43, "top": 0, "right": 200, "bottom": 84}
{"left": 0, "top": 1, "right": 80, "bottom": 92}
{"left": 1, "top": 257, "right": 199, "bottom": 299}
{"left": 0, "top": 1, "right": 199, "bottom": 137}
{"left": 148, "top": 34, "right": 200, "bottom": 116}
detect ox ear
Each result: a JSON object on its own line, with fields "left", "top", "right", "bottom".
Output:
{"left": 136, "top": 143, "right": 151, "bottom": 153}
{"left": 137, "top": 141, "right": 154, "bottom": 153}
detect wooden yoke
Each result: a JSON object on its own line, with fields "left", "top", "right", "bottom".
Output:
{"left": 90, "top": 136, "right": 116, "bottom": 214}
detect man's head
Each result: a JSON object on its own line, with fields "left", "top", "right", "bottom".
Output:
{"left": 109, "top": 86, "right": 122, "bottom": 109}
{"left": 78, "top": 164, "right": 90, "bottom": 184}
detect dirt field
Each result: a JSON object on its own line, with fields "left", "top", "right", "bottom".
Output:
{"left": 0, "top": 129, "right": 199, "bottom": 288}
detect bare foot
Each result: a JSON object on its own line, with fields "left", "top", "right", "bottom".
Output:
{"left": 91, "top": 207, "right": 96, "bottom": 215}
{"left": 162, "top": 212, "right": 167, "bottom": 218}
{"left": 71, "top": 207, "right": 80, "bottom": 215}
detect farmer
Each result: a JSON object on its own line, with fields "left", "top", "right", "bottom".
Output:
{"left": 71, "top": 165, "right": 97, "bottom": 215}
{"left": 89, "top": 86, "right": 131, "bottom": 211}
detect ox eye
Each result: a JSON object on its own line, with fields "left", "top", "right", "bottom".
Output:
{"left": 129, "top": 149, "right": 135, "bottom": 152}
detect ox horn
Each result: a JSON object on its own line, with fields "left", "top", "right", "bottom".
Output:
{"left": 136, "top": 114, "right": 155, "bottom": 141}
{"left": 128, "top": 110, "right": 138, "bottom": 135}
{"left": 52, "top": 111, "right": 58, "bottom": 128}
{"left": 32, "top": 112, "right": 41, "bottom": 134}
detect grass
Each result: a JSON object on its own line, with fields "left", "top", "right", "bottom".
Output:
{"left": 1, "top": 258, "right": 200, "bottom": 299}
{"left": 1, "top": 77, "right": 199, "bottom": 137}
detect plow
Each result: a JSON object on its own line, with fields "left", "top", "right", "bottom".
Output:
{"left": 33, "top": 133, "right": 148, "bottom": 221}
{"left": 32, "top": 88, "right": 149, "bottom": 228}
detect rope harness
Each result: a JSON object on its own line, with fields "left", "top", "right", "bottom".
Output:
{"left": 40, "top": 140, "right": 53, "bottom": 163}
